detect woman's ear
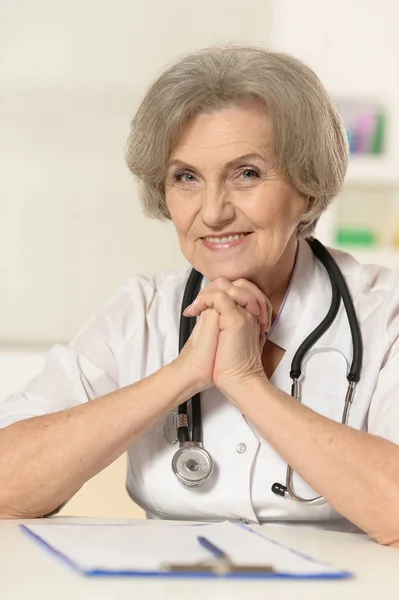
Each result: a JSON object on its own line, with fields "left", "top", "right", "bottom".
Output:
{"left": 306, "top": 196, "right": 314, "bottom": 211}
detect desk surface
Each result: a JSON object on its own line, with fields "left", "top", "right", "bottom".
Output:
{"left": 2, "top": 517, "right": 399, "bottom": 599}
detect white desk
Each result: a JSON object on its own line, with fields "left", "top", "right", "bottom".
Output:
{"left": 2, "top": 517, "right": 399, "bottom": 599}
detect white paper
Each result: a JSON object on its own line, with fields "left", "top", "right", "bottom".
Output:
{"left": 24, "top": 521, "right": 344, "bottom": 576}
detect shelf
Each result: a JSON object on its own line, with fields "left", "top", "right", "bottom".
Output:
{"left": 335, "top": 246, "right": 399, "bottom": 270}
{"left": 345, "top": 157, "right": 399, "bottom": 186}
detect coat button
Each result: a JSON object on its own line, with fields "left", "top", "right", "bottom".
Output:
{"left": 236, "top": 443, "right": 247, "bottom": 454}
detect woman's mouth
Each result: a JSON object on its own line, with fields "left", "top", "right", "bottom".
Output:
{"left": 201, "top": 232, "right": 251, "bottom": 250}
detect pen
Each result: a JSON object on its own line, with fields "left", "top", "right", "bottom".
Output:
{"left": 197, "top": 536, "right": 230, "bottom": 562}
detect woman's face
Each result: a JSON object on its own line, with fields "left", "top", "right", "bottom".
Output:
{"left": 165, "top": 102, "right": 309, "bottom": 286}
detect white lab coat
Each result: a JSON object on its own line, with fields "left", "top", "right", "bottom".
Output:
{"left": 1, "top": 239, "right": 399, "bottom": 531}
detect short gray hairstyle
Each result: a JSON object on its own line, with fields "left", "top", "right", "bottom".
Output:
{"left": 126, "top": 45, "right": 348, "bottom": 238}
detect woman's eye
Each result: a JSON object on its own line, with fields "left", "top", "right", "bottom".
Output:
{"left": 175, "top": 171, "right": 196, "bottom": 183}
{"left": 240, "top": 168, "right": 259, "bottom": 180}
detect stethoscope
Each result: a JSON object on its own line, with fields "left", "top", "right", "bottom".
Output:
{"left": 166, "top": 238, "right": 363, "bottom": 504}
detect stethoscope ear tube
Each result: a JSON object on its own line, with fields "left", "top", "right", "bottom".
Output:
{"left": 274, "top": 239, "right": 364, "bottom": 505}
{"left": 290, "top": 240, "right": 341, "bottom": 380}
{"left": 307, "top": 238, "right": 363, "bottom": 383}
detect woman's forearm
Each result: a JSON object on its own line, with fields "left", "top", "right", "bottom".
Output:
{"left": 0, "top": 362, "right": 195, "bottom": 519}
{"left": 222, "top": 376, "right": 399, "bottom": 546}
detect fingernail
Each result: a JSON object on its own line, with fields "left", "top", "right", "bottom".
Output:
{"left": 183, "top": 297, "right": 198, "bottom": 316}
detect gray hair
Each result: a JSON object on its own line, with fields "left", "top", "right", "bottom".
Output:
{"left": 126, "top": 45, "right": 348, "bottom": 238}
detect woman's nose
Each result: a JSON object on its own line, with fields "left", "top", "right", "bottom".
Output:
{"left": 200, "top": 187, "right": 235, "bottom": 227}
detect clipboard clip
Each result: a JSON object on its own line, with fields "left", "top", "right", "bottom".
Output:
{"left": 163, "top": 535, "right": 275, "bottom": 575}
{"left": 163, "top": 560, "right": 275, "bottom": 575}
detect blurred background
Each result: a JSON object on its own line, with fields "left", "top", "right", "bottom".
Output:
{"left": 1, "top": 0, "right": 398, "bottom": 517}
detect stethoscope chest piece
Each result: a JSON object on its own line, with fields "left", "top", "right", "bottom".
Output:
{"left": 172, "top": 442, "right": 214, "bottom": 488}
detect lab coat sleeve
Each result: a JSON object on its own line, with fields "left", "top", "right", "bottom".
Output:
{"left": 367, "top": 289, "right": 399, "bottom": 445}
{"left": 0, "top": 278, "right": 152, "bottom": 430}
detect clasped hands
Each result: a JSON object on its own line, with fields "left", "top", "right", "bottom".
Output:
{"left": 177, "top": 277, "right": 273, "bottom": 395}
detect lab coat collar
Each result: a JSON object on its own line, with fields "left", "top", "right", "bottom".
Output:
{"left": 267, "top": 238, "right": 317, "bottom": 352}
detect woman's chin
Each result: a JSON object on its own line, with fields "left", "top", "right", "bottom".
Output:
{"left": 200, "top": 264, "right": 258, "bottom": 283}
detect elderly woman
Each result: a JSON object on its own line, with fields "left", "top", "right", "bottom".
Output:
{"left": 1, "top": 45, "right": 399, "bottom": 546}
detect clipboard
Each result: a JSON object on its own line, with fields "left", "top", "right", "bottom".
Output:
{"left": 20, "top": 520, "right": 353, "bottom": 580}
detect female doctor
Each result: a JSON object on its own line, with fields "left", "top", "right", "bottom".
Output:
{"left": 1, "top": 45, "right": 399, "bottom": 546}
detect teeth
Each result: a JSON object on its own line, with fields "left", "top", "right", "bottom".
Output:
{"left": 204, "top": 233, "right": 246, "bottom": 243}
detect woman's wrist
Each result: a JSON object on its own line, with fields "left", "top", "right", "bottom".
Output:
{"left": 217, "top": 373, "right": 271, "bottom": 408}
{"left": 166, "top": 358, "right": 206, "bottom": 404}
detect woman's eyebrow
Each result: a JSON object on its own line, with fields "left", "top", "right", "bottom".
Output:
{"left": 168, "top": 153, "right": 267, "bottom": 173}
{"left": 167, "top": 159, "right": 196, "bottom": 171}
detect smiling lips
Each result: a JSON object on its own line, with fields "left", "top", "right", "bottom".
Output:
{"left": 201, "top": 232, "right": 251, "bottom": 250}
